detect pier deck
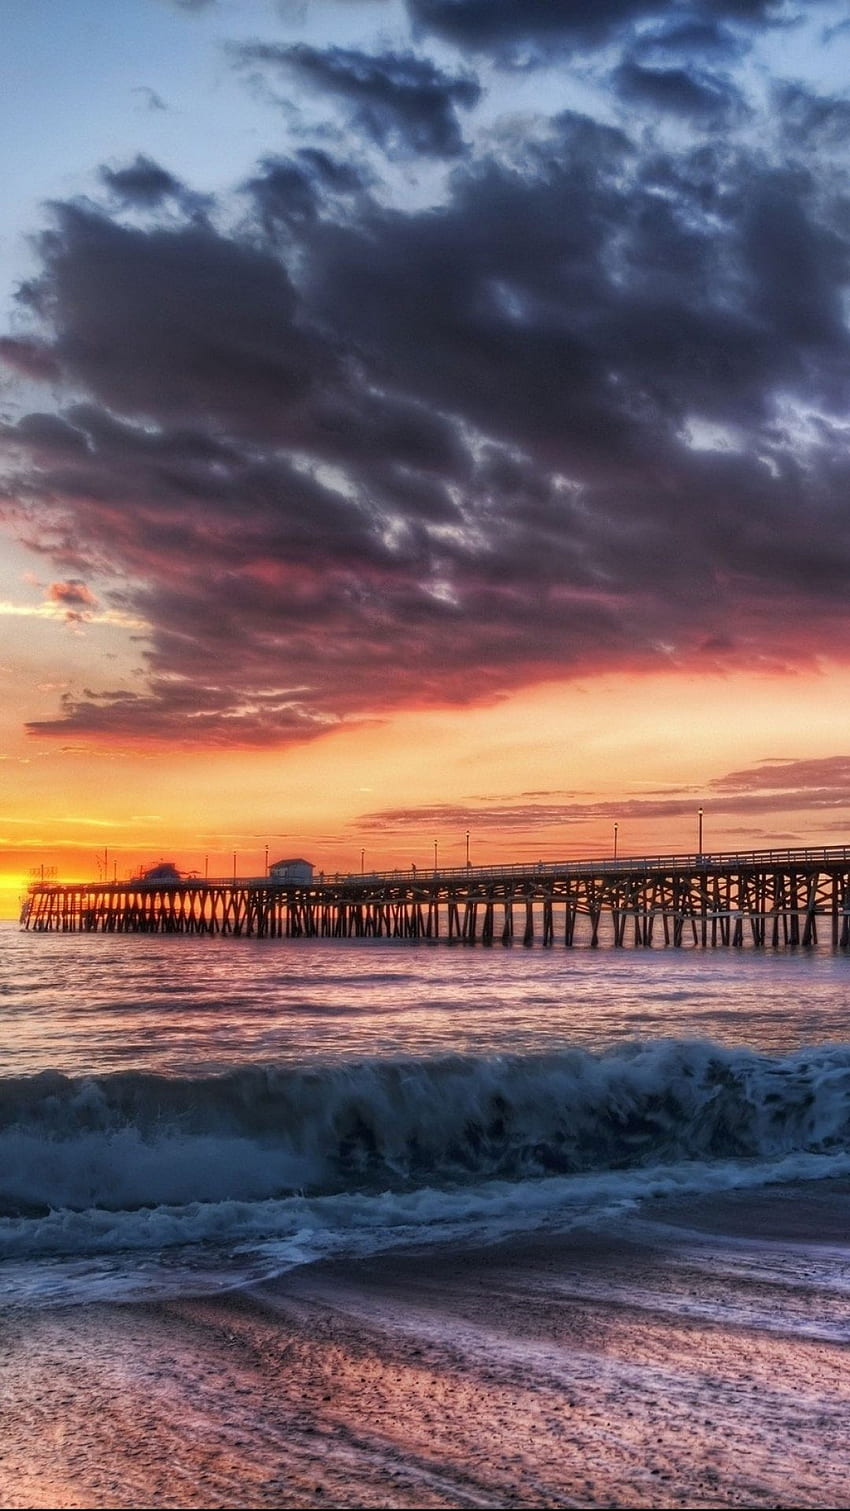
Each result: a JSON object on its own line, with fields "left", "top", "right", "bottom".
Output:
{"left": 20, "top": 845, "right": 850, "bottom": 948}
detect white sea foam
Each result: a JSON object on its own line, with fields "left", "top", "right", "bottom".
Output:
{"left": 3, "top": 1037, "right": 850, "bottom": 1207}
{"left": 4, "top": 1146, "right": 850, "bottom": 1308}
{"left": 2, "top": 1038, "right": 850, "bottom": 1295}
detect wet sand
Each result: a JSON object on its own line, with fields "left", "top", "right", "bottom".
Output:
{"left": 2, "top": 1187, "right": 850, "bottom": 1509}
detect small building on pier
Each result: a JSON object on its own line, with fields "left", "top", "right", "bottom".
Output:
{"left": 139, "top": 861, "right": 182, "bottom": 882}
{"left": 269, "top": 857, "right": 314, "bottom": 883}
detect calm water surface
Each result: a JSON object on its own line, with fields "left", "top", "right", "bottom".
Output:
{"left": 3, "top": 923, "right": 850, "bottom": 1075}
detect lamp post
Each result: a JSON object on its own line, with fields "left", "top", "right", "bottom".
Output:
{"left": 264, "top": 844, "right": 269, "bottom": 876}
{"left": 360, "top": 847, "right": 365, "bottom": 876}
{"left": 232, "top": 851, "right": 237, "bottom": 883}
{"left": 434, "top": 840, "right": 438, "bottom": 873}
{"left": 466, "top": 830, "right": 470, "bottom": 869}
{"left": 698, "top": 807, "right": 704, "bottom": 857}
{"left": 614, "top": 822, "right": 618, "bottom": 861}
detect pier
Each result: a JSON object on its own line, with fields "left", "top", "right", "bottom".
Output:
{"left": 19, "top": 844, "right": 850, "bottom": 948}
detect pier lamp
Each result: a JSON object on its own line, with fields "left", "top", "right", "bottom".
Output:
{"left": 232, "top": 850, "right": 237, "bottom": 882}
{"left": 361, "top": 847, "right": 365, "bottom": 875}
{"left": 466, "top": 830, "right": 470, "bottom": 869}
{"left": 434, "top": 840, "right": 438, "bottom": 873}
{"left": 698, "top": 807, "right": 704, "bottom": 857}
{"left": 614, "top": 823, "right": 618, "bottom": 860}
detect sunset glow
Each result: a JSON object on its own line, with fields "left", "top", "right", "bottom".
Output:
{"left": 3, "top": 0, "right": 850, "bottom": 917}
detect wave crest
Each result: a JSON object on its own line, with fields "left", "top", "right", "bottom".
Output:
{"left": 2, "top": 1039, "right": 850, "bottom": 1221}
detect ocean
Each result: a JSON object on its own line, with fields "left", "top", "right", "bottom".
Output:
{"left": 2, "top": 921, "right": 850, "bottom": 1506}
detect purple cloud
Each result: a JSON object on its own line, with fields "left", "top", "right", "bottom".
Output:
{"left": 1, "top": 12, "right": 850, "bottom": 746}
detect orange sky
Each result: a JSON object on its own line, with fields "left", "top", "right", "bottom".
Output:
{"left": 5, "top": 639, "right": 850, "bottom": 919}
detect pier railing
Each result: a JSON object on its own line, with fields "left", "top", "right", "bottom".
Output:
{"left": 69, "top": 842, "right": 850, "bottom": 892}
{"left": 329, "top": 843, "right": 850, "bottom": 885}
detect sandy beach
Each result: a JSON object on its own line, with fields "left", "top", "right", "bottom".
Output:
{"left": 2, "top": 1183, "right": 850, "bottom": 1510}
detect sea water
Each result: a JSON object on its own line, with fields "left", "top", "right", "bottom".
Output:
{"left": 2, "top": 921, "right": 850, "bottom": 1309}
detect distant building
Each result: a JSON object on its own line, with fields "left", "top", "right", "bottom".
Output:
{"left": 140, "top": 861, "right": 182, "bottom": 882}
{"left": 269, "top": 857, "right": 314, "bottom": 883}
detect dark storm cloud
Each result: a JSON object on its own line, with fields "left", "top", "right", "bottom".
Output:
{"left": 236, "top": 43, "right": 480, "bottom": 158}
{"left": 405, "top": 0, "right": 797, "bottom": 58}
{"left": 244, "top": 151, "right": 369, "bottom": 233}
{"left": 613, "top": 61, "right": 746, "bottom": 124}
{"left": 406, "top": 0, "right": 661, "bottom": 54}
{"left": 4, "top": 7, "right": 850, "bottom": 745}
{"left": 6, "top": 412, "right": 91, "bottom": 456}
{"left": 297, "top": 148, "right": 369, "bottom": 193}
{"left": 5, "top": 398, "right": 489, "bottom": 742}
{"left": 100, "top": 155, "right": 184, "bottom": 206}
{"left": 742, "top": 171, "right": 850, "bottom": 361}
{"left": 0, "top": 337, "right": 60, "bottom": 382}
{"left": 244, "top": 157, "right": 323, "bottom": 230}
{"left": 632, "top": 18, "right": 747, "bottom": 58}
{"left": 299, "top": 111, "right": 850, "bottom": 452}
{"left": 13, "top": 202, "right": 337, "bottom": 433}
{"left": 776, "top": 83, "right": 850, "bottom": 151}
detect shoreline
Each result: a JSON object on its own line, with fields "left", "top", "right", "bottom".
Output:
{"left": 2, "top": 1181, "right": 850, "bottom": 1509}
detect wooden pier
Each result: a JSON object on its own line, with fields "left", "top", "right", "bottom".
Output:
{"left": 20, "top": 845, "right": 850, "bottom": 948}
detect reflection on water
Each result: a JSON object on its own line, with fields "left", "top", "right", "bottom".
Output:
{"left": 2, "top": 920, "right": 849, "bottom": 1077}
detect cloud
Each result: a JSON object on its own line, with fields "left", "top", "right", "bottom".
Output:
{"left": 357, "top": 756, "right": 850, "bottom": 837}
{"left": 613, "top": 61, "right": 747, "bottom": 124}
{"left": 711, "top": 754, "right": 850, "bottom": 797}
{"left": 243, "top": 150, "right": 370, "bottom": 233}
{"left": 235, "top": 43, "right": 481, "bottom": 158}
{"left": 13, "top": 203, "right": 334, "bottom": 432}
{"left": 47, "top": 579, "right": 98, "bottom": 622}
{"left": 775, "top": 81, "right": 850, "bottom": 151}
{"left": 27, "top": 684, "right": 340, "bottom": 745}
{"left": 406, "top": 0, "right": 661, "bottom": 56}
{"left": 632, "top": 18, "right": 748, "bottom": 60}
{"left": 100, "top": 155, "right": 184, "bottom": 206}
{"left": 0, "top": 337, "right": 61, "bottom": 382}
{"left": 404, "top": 0, "right": 800, "bottom": 60}
{"left": 0, "top": 592, "right": 141, "bottom": 631}
{"left": 3, "top": 10, "right": 850, "bottom": 746}
{"left": 131, "top": 86, "right": 168, "bottom": 113}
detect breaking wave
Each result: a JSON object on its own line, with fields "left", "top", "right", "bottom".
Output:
{"left": 2, "top": 1039, "right": 850, "bottom": 1278}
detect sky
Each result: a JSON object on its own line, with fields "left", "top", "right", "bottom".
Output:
{"left": 2, "top": 0, "right": 850, "bottom": 914}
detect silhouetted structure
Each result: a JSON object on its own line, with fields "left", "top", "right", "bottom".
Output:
{"left": 268, "top": 858, "right": 314, "bottom": 883}
{"left": 20, "top": 845, "right": 850, "bottom": 949}
{"left": 138, "top": 861, "right": 182, "bottom": 882}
